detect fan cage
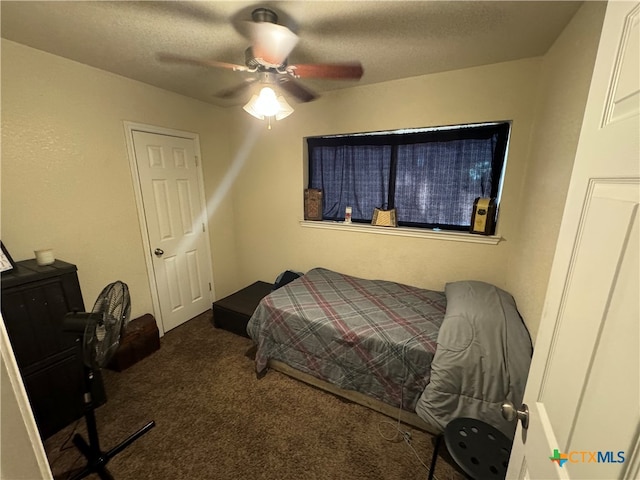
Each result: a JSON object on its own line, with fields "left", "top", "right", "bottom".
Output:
{"left": 82, "top": 281, "right": 131, "bottom": 368}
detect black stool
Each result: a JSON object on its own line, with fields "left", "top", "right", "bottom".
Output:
{"left": 428, "top": 417, "right": 512, "bottom": 480}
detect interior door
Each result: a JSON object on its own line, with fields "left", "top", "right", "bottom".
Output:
{"left": 131, "top": 130, "right": 213, "bottom": 333}
{"left": 507, "top": 2, "right": 639, "bottom": 479}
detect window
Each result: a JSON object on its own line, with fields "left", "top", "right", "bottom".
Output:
{"left": 307, "top": 122, "right": 510, "bottom": 232}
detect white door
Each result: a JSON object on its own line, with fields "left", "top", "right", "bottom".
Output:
{"left": 508, "top": 2, "right": 639, "bottom": 479}
{"left": 131, "top": 129, "right": 214, "bottom": 333}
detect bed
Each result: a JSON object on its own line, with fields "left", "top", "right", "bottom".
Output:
{"left": 247, "top": 267, "right": 532, "bottom": 438}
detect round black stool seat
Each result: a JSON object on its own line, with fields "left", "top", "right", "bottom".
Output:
{"left": 444, "top": 417, "right": 512, "bottom": 479}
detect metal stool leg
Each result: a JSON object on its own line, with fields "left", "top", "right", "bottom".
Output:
{"left": 428, "top": 434, "right": 443, "bottom": 480}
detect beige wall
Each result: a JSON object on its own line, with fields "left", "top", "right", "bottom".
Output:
{"left": 1, "top": 2, "right": 605, "bottom": 341}
{"left": 227, "top": 3, "right": 605, "bottom": 343}
{"left": 505, "top": 1, "right": 606, "bottom": 341}
{"left": 228, "top": 58, "right": 542, "bottom": 293}
{"left": 1, "top": 40, "right": 240, "bottom": 318}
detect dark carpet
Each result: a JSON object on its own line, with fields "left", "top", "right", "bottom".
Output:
{"left": 44, "top": 310, "right": 465, "bottom": 480}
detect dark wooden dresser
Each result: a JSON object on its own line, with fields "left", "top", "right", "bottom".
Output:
{"left": 1, "top": 259, "right": 105, "bottom": 439}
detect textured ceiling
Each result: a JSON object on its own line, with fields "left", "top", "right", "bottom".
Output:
{"left": 1, "top": 1, "right": 583, "bottom": 107}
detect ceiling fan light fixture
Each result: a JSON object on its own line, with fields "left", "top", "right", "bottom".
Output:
{"left": 274, "top": 95, "right": 294, "bottom": 120}
{"left": 243, "top": 87, "right": 294, "bottom": 122}
{"left": 248, "top": 21, "right": 299, "bottom": 66}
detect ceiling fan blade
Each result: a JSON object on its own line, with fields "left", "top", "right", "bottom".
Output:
{"left": 124, "top": 1, "right": 226, "bottom": 26}
{"left": 277, "top": 77, "right": 318, "bottom": 103}
{"left": 215, "top": 78, "right": 258, "bottom": 99}
{"left": 287, "top": 62, "right": 364, "bottom": 80}
{"left": 239, "top": 21, "right": 299, "bottom": 66}
{"left": 157, "top": 53, "right": 249, "bottom": 72}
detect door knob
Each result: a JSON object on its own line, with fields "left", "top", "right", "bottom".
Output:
{"left": 501, "top": 401, "right": 529, "bottom": 429}
{"left": 154, "top": 248, "right": 164, "bottom": 257}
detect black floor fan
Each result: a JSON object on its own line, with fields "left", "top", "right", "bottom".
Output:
{"left": 61, "top": 281, "right": 155, "bottom": 480}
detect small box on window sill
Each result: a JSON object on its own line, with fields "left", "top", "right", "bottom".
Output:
{"left": 107, "top": 313, "right": 160, "bottom": 372}
{"left": 304, "top": 188, "right": 323, "bottom": 221}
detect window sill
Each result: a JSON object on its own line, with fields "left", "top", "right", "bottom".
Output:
{"left": 300, "top": 220, "right": 502, "bottom": 245}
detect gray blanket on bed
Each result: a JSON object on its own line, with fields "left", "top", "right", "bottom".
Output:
{"left": 414, "top": 280, "right": 533, "bottom": 439}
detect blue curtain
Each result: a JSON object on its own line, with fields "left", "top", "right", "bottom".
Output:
{"left": 395, "top": 138, "right": 496, "bottom": 227}
{"left": 310, "top": 145, "right": 392, "bottom": 221}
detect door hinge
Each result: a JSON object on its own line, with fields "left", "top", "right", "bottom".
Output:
{"left": 195, "top": 155, "right": 199, "bottom": 167}
{"left": 209, "top": 282, "right": 212, "bottom": 291}
{"left": 202, "top": 223, "right": 205, "bottom": 232}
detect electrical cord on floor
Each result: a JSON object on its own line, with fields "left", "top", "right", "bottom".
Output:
{"left": 62, "top": 453, "right": 83, "bottom": 480}
{"left": 402, "top": 432, "right": 435, "bottom": 475}
{"left": 45, "top": 418, "right": 86, "bottom": 480}
{"left": 376, "top": 336, "right": 438, "bottom": 479}
{"left": 376, "top": 417, "right": 406, "bottom": 443}
{"left": 377, "top": 418, "right": 437, "bottom": 478}
{"left": 47, "top": 419, "right": 81, "bottom": 468}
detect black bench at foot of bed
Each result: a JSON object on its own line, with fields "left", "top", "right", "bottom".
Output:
{"left": 212, "top": 281, "right": 272, "bottom": 337}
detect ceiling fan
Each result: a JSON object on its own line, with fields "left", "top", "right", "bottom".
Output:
{"left": 157, "top": 7, "right": 364, "bottom": 107}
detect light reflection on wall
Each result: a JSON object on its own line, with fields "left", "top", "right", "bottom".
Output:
{"left": 180, "top": 122, "right": 263, "bottom": 254}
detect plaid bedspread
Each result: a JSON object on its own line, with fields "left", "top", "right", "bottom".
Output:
{"left": 246, "top": 268, "right": 447, "bottom": 410}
